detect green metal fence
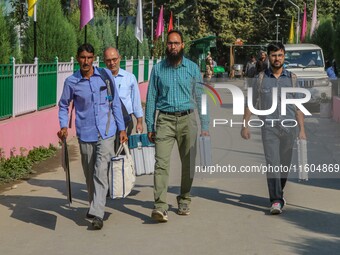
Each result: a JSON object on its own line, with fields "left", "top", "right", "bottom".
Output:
{"left": 144, "top": 59, "right": 149, "bottom": 81}
{"left": 120, "top": 59, "right": 126, "bottom": 70}
{"left": 38, "top": 60, "right": 57, "bottom": 110}
{"left": 133, "top": 59, "right": 139, "bottom": 81}
{"left": 0, "top": 62, "right": 13, "bottom": 119}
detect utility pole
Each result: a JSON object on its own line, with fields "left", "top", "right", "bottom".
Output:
{"left": 275, "top": 14, "right": 280, "bottom": 42}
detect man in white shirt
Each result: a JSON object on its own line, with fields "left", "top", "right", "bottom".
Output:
{"left": 104, "top": 47, "right": 144, "bottom": 151}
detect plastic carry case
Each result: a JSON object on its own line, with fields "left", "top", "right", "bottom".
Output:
{"left": 128, "top": 134, "right": 155, "bottom": 176}
{"left": 297, "top": 139, "right": 308, "bottom": 181}
{"left": 199, "top": 136, "right": 212, "bottom": 167}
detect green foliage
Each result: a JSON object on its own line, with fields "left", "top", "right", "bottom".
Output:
{"left": 23, "top": 0, "right": 77, "bottom": 62}
{"left": 310, "top": 16, "right": 334, "bottom": 62}
{"left": 118, "top": 23, "right": 150, "bottom": 59}
{"left": 0, "top": 4, "right": 12, "bottom": 63}
{"left": 93, "top": 7, "right": 116, "bottom": 58}
{"left": 27, "top": 144, "right": 57, "bottom": 163}
{"left": 67, "top": 7, "right": 101, "bottom": 57}
{"left": 333, "top": 13, "right": 340, "bottom": 69}
{"left": 0, "top": 144, "right": 57, "bottom": 184}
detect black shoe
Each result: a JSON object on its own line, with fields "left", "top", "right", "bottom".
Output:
{"left": 92, "top": 217, "right": 103, "bottom": 230}
{"left": 86, "top": 209, "right": 95, "bottom": 219}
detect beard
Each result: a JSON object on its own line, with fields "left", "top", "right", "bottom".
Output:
{"left": 271, "top": 61, "right": 283, "bottom": 69}
{"left": 166, "top": 48, "right": 184, "bottom": 66}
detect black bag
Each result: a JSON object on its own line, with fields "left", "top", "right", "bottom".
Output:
{"left": 98, "top": 68, "right": 131, "bottom": 127}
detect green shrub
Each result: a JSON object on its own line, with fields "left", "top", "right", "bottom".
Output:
{"left": 0, "top": 144, "right": 57, "bottom": 184}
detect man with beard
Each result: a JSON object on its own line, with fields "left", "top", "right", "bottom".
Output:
{"left": 241, "top": 42, "right": 306, "bottom": 215}
{"left": 146, "top": 30, "right": 210, "bottom": 222}
{"left": 58, "top": 43, "right": 128, "bottom": 229}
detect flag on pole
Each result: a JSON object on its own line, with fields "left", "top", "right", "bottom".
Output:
{"left": 289, "top": 16, "right": 295, "bottom": 44}
{"left": 155, "top": 5, "right": 164, "bottom": 39}
{"left": 135, "top": 0, "right": 143, "bottom": 43}
{"left": 168, "top": 11, "right": 173, "bottom": 32}
{"left": 310, "top": 0, "right": 318, "bottom": 37}
{"left": 80, "top": 0, "right": 94, "bottom": 30}
{"left": 300, "top": 2, "right": 307, "bottom": 43}
{"left": 27, "top": 0, "right": 37, "bottom": 17}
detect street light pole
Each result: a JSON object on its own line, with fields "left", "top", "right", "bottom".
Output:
{"left": 288, "top": 0, "right": 300, "bottom": 44}
{"left": 275, "top": 14, "right": 280, "bottom": 42}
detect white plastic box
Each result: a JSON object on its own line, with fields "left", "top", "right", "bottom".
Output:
{"left": 297, "top": 139, "right": 308, "bottom": 181}
{"left": 128, "top": 134, "right": 155, "bottom": 176}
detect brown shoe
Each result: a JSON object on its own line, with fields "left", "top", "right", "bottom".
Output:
{"left": 151, "top": 209, "right": 168, "bottom": 222}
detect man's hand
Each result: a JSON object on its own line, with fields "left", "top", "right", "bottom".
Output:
{"left": 119, "top": 130, "right": 128, "bottom": 144}
{"left": 136, "top": 122, "right": 143, "bottom": 134}
{"left": 148, "top": 132, "right": 156, "bottom": 143}
{"left": 298, "top": 130, "right": 307, "bottom": 140}
{"left": 241, "top": 127, "right": 251, "bottom": 140}
{"left": 201, "top": 131, "right": 209, "bottom": 136}
{"left": 57, "top": 127, "right": 68, "bottom": 140}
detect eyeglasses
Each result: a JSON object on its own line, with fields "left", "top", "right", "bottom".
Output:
{"left": 167, "top": 42, "right": 182, "bottom": 47}
{"left": 270, "top": 54, "right": 284, "bottom": 58}
{"left": 105, "top": 57, "right": 120, "bottom": 62}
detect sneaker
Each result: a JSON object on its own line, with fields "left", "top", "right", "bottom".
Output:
{"left": 86, "top": 209, "right": 95, "bottom": 219}
{"left": 178, "top": 203, "right": 190, "bottom": 216}
{"left": 92, "top": 217, "right": 103, "bottom": 230}
{"left": 270, "top": 202, "right": 282, "bottom": 215}
{"left": 151, "top": 209, "right": 168, "bottom": 223}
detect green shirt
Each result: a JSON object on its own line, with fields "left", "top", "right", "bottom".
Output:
{"left": 146, "top": 57, "right": 209, "bottom": 132}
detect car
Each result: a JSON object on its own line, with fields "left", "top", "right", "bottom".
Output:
{"left": 284, "top": 44, "right": 332, "bottom": 104}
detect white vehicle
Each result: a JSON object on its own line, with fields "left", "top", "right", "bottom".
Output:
{"left": 284, "top": 44, "right": 332, "bottom": 103}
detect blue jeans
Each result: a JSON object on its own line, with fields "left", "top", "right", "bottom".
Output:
{"left": 261, "top": 125, "right": 297, "bottom": 207}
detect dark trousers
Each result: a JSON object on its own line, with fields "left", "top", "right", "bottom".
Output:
{"left": 261, "top": 125, "right": 297, "bottom": 207}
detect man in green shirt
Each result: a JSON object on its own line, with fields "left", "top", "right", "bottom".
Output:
{"left": 146, "top": 30, "right": 210, "bottom": 222}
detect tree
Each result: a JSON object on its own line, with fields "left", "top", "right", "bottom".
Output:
{"left": 310, "top": 17, "right": 334, "bottom": 61}
{"left": 0, "top": 4, "right": 11, "bottom": 63}
{"left": 333, "top": 13, "right": 340, "bottom": 69}
{"left": 23, "top": 0, "right": 77, "bottom": 62}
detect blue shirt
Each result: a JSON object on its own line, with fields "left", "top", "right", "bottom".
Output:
{"left": 113, "top": 68, "right": 144, "bottom": 118}
{"left": 145, "top": 57, "right": 209, "bottom": 132}
{"left": 251, "top": 68, "right": 302, "bottom": 121}
{"left": 58, "top": 67, "right": 125, "bottom": 142}
{"left": 327, "top": 67, "right": 337, "bottom": 80}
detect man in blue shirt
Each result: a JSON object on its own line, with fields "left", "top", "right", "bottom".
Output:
{"left": 241, "top": 42, "right": 306, "bottom": 215}
{"left": 58, "top": 44, "right": 128, "bottom": 230}
{"left": 146, "top": 30, "right": 210, "bottom": 222}
{"left": 103, "top": 47, "right": 144, "bottom": 151}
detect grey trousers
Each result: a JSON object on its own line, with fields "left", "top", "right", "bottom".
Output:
{"left": 261, "top": 125, "right": 296, "bottom": 207}
{"left": 79, "top": 135, "right": 115, "bottom": 219}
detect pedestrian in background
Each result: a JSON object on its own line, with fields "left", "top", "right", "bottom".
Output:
{"left": 103, "top": 47, "right": 144, "bottom": 152}
{"left": 146, "top": 30, "right": 210, "bottom": 222}
{"left": 205, "top": 51, "right": 214, "bottom": 82}
{"left": 256, "top": 50, "right": 269, "bottom": 74}
{"left": 58, "top": 43, "right": 128, "bottom": 230}
{"left": 244, "top": 54, "right": 257, "bottom": 88}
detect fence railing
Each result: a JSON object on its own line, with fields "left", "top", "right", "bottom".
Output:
{"left": 0, "top": 56, "right": 161, "bottom": 120}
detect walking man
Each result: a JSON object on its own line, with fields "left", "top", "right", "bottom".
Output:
{"left": 58, "top": 43, "right": 128, "bottom": 229}
{"left": 241, "top": 42, "right": 306, "bottom": 215}
{"left": 103, "top": 47, "right": 144, "bottom": 151}
{"left": 146, "top": 30, "right": 210, "bottom": 222}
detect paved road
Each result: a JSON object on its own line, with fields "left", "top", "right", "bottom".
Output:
{"left": 1, "top": 79, "right": 340, "bottom": 255}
